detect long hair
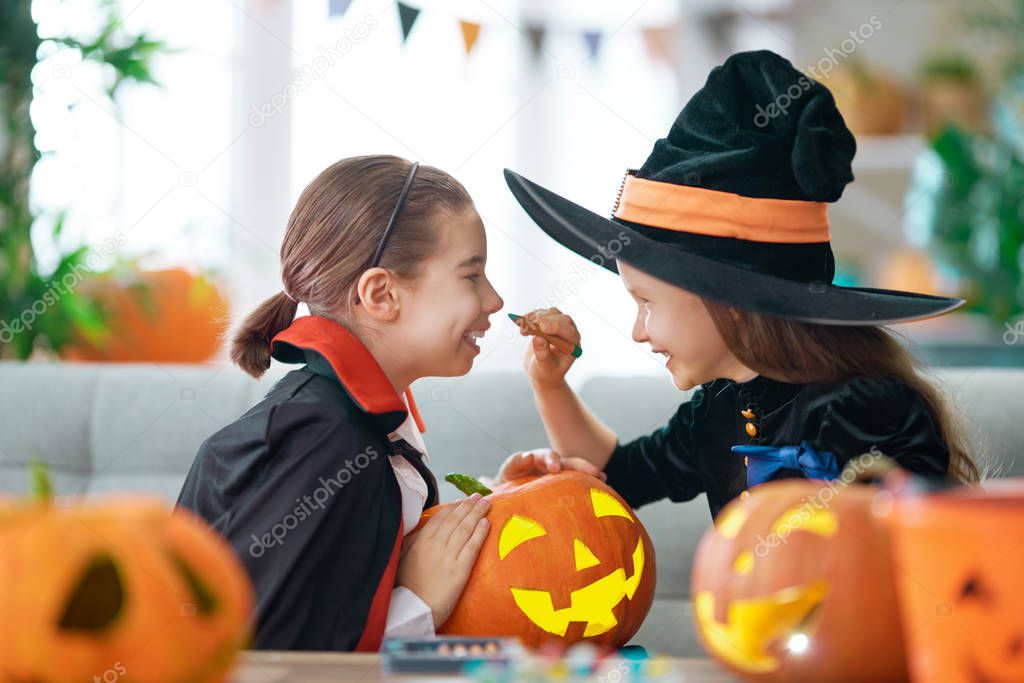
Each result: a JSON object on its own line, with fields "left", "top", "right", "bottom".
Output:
{"left": 230, "top": 155, "right": 472, "bottom": 378}
{"left": 703, "top": 299, "right": 981, "bottom": 483}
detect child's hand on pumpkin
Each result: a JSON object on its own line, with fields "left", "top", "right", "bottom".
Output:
{"left": 522, "top": 308, "right": 581, "bottom": 389}
{"left": 396, "top": 493, "right": 490, "bottom": 629}
{"left": 400, "top": 529, "right": 420, "bottom": 560}
{"left": 495, "top": 448, "right": 606, "bottom": 484}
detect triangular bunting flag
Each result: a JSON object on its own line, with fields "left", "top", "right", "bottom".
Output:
{"left": 640, "top": 25, "right": 675, "bottom": 65}
{"left": 582, "top": 30, "right": 603, "bottom": 61}
{"left": 397, "top": 2, "right": 421, "bottom": 43}
{"left": 525, "top": 24, "right": 545, "bottom": 60}
{"left": 459, "top": 19, "right": 481, "bottom": 56}
{"left": 329, "top": 0, "right": 353, "bottom": 18}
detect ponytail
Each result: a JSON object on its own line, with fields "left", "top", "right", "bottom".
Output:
{"left": 230, "top": 292, "right": 298, "bottom": 378}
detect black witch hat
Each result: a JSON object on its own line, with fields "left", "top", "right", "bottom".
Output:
{"left": 504, "top": 50, "right": 962, "bottom": 325}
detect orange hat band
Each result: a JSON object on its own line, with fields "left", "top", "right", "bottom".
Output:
{"left": 612, "top": 173, "right": 831, "bottom": 244}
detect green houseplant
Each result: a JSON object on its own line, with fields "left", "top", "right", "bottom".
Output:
{"left": 906, "top": 126, "right": 1024, "bottom": 328}
{"left": 904, "top": 2, "right": 1024, "bottom": 332}
{"left": 0, "top": 0, "right": 167, "bottom": 359}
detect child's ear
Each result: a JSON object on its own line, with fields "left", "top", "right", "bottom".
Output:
{"left": 355, "top": 268, "right": 400, "bottom": 321}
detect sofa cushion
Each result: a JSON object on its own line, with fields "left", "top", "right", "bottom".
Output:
{"left": 1, "top": 361, "right": 1020, "bottom": 657}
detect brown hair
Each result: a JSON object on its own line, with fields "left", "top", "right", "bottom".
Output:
{"left": 231, "top": 155, "right": 472, "bottom": 378}
{"left": 702, "top": 300, "right": 981, "bottom": 484}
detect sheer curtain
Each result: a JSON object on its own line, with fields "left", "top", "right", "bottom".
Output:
{"left": 31, "top": 0, "right": 236, "bottom": 280}
{"left": 288, "top": 0, "right": 692, "bottom": 383}
{"left": 36, "top": 0, "right": 795, "bottom": 383}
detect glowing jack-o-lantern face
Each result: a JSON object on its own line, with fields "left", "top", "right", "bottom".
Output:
{"left": 420, "top": 471, "right": 655, "bottom": 648}
{"left": 498, "top": 488, "right": 646, "bottom": 638}
{"left": 0, "top": 496, "right": 254, "bottom": 683}
{"left": 884, "top": 481, "right": 1024, "bottom": 683}
{"left": 691, "top": 480, "right": 909, "bottom": 683}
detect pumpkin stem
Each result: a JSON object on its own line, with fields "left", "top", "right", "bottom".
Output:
{"left": 843, "top": 451, "right": 901, "bottom": 485}
{"left": 444, "top": 472, "right": 493, "bottom": 497}
{"left": 28, "top": 459, "right": 54, "bottom": 502}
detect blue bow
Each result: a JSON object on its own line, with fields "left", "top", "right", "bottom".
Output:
{"left": 732, "top": 440, "right": 841, "bottom": 488}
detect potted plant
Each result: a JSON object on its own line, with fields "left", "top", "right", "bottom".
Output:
{"left": 918, "top": 54, "right": 987, "bottom": 138}
{"left": 0, "top": 0, "right": 167, "bottom": 360}
{"left": 903, "top": 2, "right": 1024, "bottom": 333}
{"left": 824, "top": 60, "right": 904, "bottom": 137}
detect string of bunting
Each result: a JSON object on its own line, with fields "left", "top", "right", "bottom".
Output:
{"left": 328, "top": 0, "right": 678, "bottom": 64}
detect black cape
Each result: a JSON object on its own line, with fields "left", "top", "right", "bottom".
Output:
{"left": 176, "top": 316, "right": 437, "bottom": 651}
{"left": 603, "top": 373, "right": 951, "bottom": 519}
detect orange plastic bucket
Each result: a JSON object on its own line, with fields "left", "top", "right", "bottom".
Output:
{"left": 879, "top": 478, "right": 1024, "bottom": 683}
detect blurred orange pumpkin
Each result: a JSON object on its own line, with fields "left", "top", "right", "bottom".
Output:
{"left": 63, "top": 268, "right": 228, "bottom": 362}
{"left": 0, "top": 467, "right": 255, "bottom": 683}
{"left": 417, "top": 471, "right": 656, "bottom": 649}
{"left": 691, "top": 478, "right": 908, "bottom": 683}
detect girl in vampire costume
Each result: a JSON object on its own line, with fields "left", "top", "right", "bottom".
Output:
{"left": 177, "top": 156, "right": 509, "bottom": 650}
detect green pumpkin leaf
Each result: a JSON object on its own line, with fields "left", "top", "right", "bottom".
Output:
{"left": 444, "top": 473, "right": 493, "bottom": 497}
{"left": 27, "top": 459, "right": 53, "bottom": 502}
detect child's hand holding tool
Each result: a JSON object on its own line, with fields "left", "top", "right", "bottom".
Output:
{"left": 512, "top": 308, "right": 582, "bottom": 390}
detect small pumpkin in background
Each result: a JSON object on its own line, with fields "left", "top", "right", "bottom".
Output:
{"left": 825, "top": 62, "right": 904, "bottom": 136}
{"left": 690, "top": 459, "right": 908, "bottom": 683}
{"left": 418, "top": 471, "right": 656, "bottom": 648}
{"left": 63, "top": 268, "right": 228, "bottom": 363}
{"left": 0, "top": 463, "right": 254, "bottom": 683}
{"left": 875, "top": 247, "right": 946, "bottom": 298}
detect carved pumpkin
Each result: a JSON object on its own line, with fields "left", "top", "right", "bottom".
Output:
{"left": 691, "top": 479, "right": 908, "bottom": 682}
{"left": 882, "top": 479, "right": 1024, "bottom": 683}
{"left": 63, "top": 268, "right": 228, "bottom": 363}
{"left": 0, "top": 470, "right": 254, "bottom": 683}
{"left": 418, "top": 471, "right": 656, "bottom": 648}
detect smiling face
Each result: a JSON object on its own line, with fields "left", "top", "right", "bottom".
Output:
{"left": 887, "top": 489, "right": 1024, "bottom": 683}
{"left": 381, "top": 205, "right": 504, "bottom": 379}
{"left": 428, "top": 471, "right": 656, "bottom": 648}
{"left": 691, "top": 480, "right": 909, "bottom": 683}
{"left": 616, "top": 260, "right": 756, "bottom": 389}
{"left": 497, "top": 485, "right": 648, "bottom": 639}
{"left": 694, "top": 497, "right": 838, "bottom": 674}
{"left": 955, "top": 572, "right": 1024, "bottom": 683}
{"left": 0, "top": 501, "right": 254, "bottom": 683}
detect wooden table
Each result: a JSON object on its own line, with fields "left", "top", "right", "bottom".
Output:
{"left": 233, "top": 652, "right": 742, "bottom": 683}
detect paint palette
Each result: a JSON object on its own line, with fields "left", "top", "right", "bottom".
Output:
{"left": 381, "top": 637, "right": 524, "bottom": 674}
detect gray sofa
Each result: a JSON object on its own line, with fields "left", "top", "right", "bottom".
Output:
{"left": 1, "top": 361, "right": 1020, "bottom": 656}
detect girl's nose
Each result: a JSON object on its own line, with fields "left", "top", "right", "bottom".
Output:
{"left": 484, "top": 281, "right": 503, "bottom": 314}
{"left": 632, "top": 317, "right": 648, "bottom": 343}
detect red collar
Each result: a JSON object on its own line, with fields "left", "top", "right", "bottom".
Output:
{"left": 271, "top": 316, "right": 425, "bottom": 433}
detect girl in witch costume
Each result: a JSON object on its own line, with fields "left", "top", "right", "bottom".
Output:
{"left": 497, "top": 50, "right": 980, "bottom": 520}
{"left": 177, "top": 156, "right": 600, "bottom": 650}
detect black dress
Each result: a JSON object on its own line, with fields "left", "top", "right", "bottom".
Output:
{"left": 603, "top": 373, "right": 950, "bottom": 519}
